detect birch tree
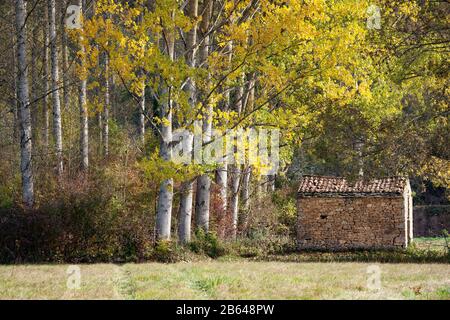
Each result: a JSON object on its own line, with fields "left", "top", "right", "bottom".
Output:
{"left": 48, "top": 0, "right": 64, "bottom": 176}
{"left": 30, "top": 22, "right": 38, "bottom": 141}
{"left": 178, "top": 0, "right": 198, "bottom": 244}
{"left": 195, "top": 0, "right": 213, "bottom": 232}
{"left": 230, "top": 77, "right": 244, "bottom": 239}
{"left": 215, "top": 40, "right": 233, "bottom": 239}
{"left": 138, "top": 11, "right": 146, "bottom": 146}
{"left": 79, "top": 0, "right": 89, "bottom": 171}
{"left": 15, "top": 0, "right": 34, "bottom": 208}
{"left": 155, "top": 26, "right": 175, "bottom": 240}
{"left": 241, "top": 73, "right": 256, "bottom": 216}
{"left": 139, "top": 82, "right": 145, "bottom": 145}
{"left": 42, "top": 4, "right": 49, "bottom": 152}
{"left": 103, "top": 52, "right": 110, "bottom": 157}
{"left": 61, "top": 0, "right": 70, "bottom": 109}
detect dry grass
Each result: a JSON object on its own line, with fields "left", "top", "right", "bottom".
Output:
{"left": 0, "top": 261, "right": 448, "bottom": 300}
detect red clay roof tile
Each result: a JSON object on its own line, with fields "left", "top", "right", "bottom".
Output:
{"left": 298, "top": 175, "right": 408, "bottom": 195}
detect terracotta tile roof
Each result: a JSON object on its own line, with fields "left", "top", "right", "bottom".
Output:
{"left": 298, "top": 175, "right": 408, "bottom": 196}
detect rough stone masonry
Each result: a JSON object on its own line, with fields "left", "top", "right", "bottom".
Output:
{"left": 297, "top": 176, "right": 413, "bottom": 250}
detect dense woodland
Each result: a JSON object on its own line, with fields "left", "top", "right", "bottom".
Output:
{"left": 0, "top": 0, "right": 448, "bottom": 262}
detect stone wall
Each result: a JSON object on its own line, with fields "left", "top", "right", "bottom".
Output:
{"left": 297, "top": 196, "right": 407, "bottom": 250}
{"left": 413, "top": 205, "right": 450, "bottom": 237}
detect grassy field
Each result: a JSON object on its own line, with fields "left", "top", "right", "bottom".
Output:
{"left": 0, "top": 261, "right": 449, "bottom": 300}
{"left": 414, "top": 237, "right": 449, "bottom": 253}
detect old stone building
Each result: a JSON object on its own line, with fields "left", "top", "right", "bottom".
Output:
{"left": 297, "top": 176, "right": 413, "bottom": 250}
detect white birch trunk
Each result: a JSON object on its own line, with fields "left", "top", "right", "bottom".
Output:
{"left": 42, "top": 4, "right": 49, "bottom": 152}
{"left": 61, "top": 0, "right": 69, "bottom": 110}
{"left": 179, "top": 179, "right": 194, "bottom": 243}
{"left": 139, "top": 81, "right": 145, "bottom": 145}
{"left": 178, "top": 0, "right": 198, "bottom": 244}
{"left": 103, "top": 53, "right": 110, "bottom": 157}
{"left": 11, "top": 30, "right": 18, "bottom": 141}
{"left": 155, "top": 31, "right": 175, "bottom": 241}
{"left": 97, "top": 109, "right": 102, "bottom": 155}
{"left": 79, "top": 0, "right": 89, "bottom": 171}
{"left": 230, "top": 75, "right": 244, "bottom": 239}
{"left": 230, "top": 164, "right": 240, "bottom": 239}
{"left": 215, "top": 167, "right": 227, "bottom": 237}
{"left": 240, "top": 73, "right": 255, "bottom": 212}
{"left": 48, "top": 0, "right": 64, "bottom": 176}
{"left": 137, "top": 11, "right": 145, "bottom": 146}
{"left": 215, "top": 40, "right": 233, "bottom": 238}
{"left": 15, "top": 0, "right": 34, "bottom": 208}
{"left": 241, "top": 166, "right": 251, "bottom": 211}
{"left": 195, "top": 0, "right": 213, "bottom": 232}
{"left": 356, "top": 139, "right": 364, "bottom": 177}
{"left": 31, "top": 24, "right": 38, "bottom": 140}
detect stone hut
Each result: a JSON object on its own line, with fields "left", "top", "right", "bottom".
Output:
{"left": 297, "top": 175, "right": 413, "bottom": 250}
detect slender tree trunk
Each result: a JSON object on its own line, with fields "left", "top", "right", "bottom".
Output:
{"left": 195, "top": 0, "right": 213, "bottom": 232}
{"left": 356, "top": 139, "right": 364, "bottom": 177}
{"left": 139, "top": 81, "right": 145, "bottom": 145}
{"left": 136, "top": 11, "right": 146, "bottom": 146}
{"left": 240, "top": 72, "right": 257, "bottom": 233}
{"left": 15, "top": 0, "right": 34, "bottom": 208}
{"left": 178, "top": 0, "right": 198, "bottom": 244}
{"left": 103, "top": 53, "right": 110, "bottom": 157}
{"left": 178, "top": 174, "right": 193, "bottom": 241}
{"left": 215, "top": 40, "right": 233, "bottom": 238}
{"left": 12, "top": 31, "right": 19, "bottom": 141}
{"left": 110, "top": 73, "right": 116, "bottom": 120}
{"left": 241, "top": 166, "right": 251, "bottom": 210}
{"left": 240, "top": 73, "right": 255, "bottom": 213}
{"left": 230, "top": 165, "right": 240, "bottom": 239}
{"left": 155, "top": 29, "right": 175, "bottom": 241}
{"left": 42, "top": 4, "right": 50, "bottom": 152}
{"left": 179, "top": 178, "right": 194, "bottom": 243}
{"left": 97, "top": 108, "right": 102, "bottom": 155}
{"left": 215, "top": 167, "right": 227, "bottom": 237}
{"left": 48, "top": 0, "right": 64, "bottom": 176}
{"left": 230, "top": 75, "right": 244, "bottom": 239}
{"left": 61, "top": 0, "right": 69, "bottom": 110}
{"left": 31, "top": 24, "right": 38, "bottom": 141}
{"left": 79, "top": 0, "right": 89, "bottom": 171}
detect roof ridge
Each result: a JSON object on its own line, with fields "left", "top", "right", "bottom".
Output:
{"left": 298, "top": 175, "right": 409, "bottom": 195}
{"left": 301, "top": 175, "right": 407, "bottom": 180}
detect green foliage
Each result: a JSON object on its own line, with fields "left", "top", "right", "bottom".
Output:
{"left": 0, "top": 184, "right": 16, "bottom": 209}
{"left": 193, "top": 275, "right": 236, "bottom": 298}
{"left": 151, "top": 241, "right": 190, "bottom": 263}
{"left": 0, "top": 166, "right": 19, "bottom": 210}
{"left": 434, "top": 287, "right": 450, "bottom": 300}
{"left": 189, "top": 229, "right": 227, "bottom": 258}
{"left": 260, "top": 247, "right": 449, "bottom": 264}
{"left": 271, "top": 191, "right": 297, "bottom": 236}
{"left": 231, "top": 235, "right": 296, "bottom": 258}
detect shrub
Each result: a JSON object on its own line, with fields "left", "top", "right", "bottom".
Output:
{"left": 271, "top": 191, "right": 297, "bottom": 234}
{"left": 151, "top": 241, "right": 188, "bottom": 263}
{"left": 189, "top": 229, "right": 227, "bottom": 258}
{"left": 231, "top": 234, "right": 296, "bottom": 258}
{"left": 0, "top": 172, "right": 154, "bottom": 264}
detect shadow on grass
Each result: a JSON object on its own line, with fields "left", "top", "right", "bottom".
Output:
{"left": 251, "top": 248, "right": 450, "bottom": 264}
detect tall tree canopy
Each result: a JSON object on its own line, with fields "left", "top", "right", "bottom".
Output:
{"left": 0, "top": 0, "right": 448, "bottom": 241}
